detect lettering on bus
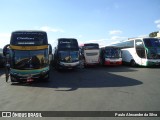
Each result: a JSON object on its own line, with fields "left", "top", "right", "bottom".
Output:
{"left": 60, "top": 41, "right": 71, "bottom": 44}
{"left": 17, "top": 37, "right": 34, "bottom": 40}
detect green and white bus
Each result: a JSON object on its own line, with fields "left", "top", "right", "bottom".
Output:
{"left": 112, "top": 37, "right": 160, "bottom": 67}
{"left": 3, "top": 30, "right": 52, "bottom": 82}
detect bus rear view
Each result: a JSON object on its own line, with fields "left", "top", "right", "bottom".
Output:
{"left": 80, "top": 43, "right": 100, "bottom": 66}
{"left": 53, "top": 38, "right": 80, "bottom": 70}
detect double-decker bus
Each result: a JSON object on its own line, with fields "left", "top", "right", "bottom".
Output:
{"left": 53, "top": 38, "right": 80, "bottom": 70}
{"left": 112, "top": 37, "right": 160, "bottom": 67}
{"left": 3, "top": 30, "right": 52, "bottom": 82}
{"left": 79, "top": 43, "right": 100, "bottom": 66}
{"left": 100, "top": 46, "right": 122, "bottom": 66}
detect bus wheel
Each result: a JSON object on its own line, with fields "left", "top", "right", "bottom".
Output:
{"left": 55, "top": 65, "right": 60, "bottom": 71}
{"left": 80, "top": 60, "right": 85, "bottom": 69}
{"left": 130, "top": 60, "right": 136, "bottom": 67}
{"left": 100, "top": 59, "right": 105, "bottom": 66}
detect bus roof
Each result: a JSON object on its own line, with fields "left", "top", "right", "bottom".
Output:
{"left": 12, "top": 30, "right": 47, "bottom": 33}
{"left": 11, "top": 30, "right": 47, "bottom": 35}
{"left": 111, "top": 37, "right": 158, "bottom": 45}
{"left": 58, "top": 38, "right": 77, "bottom": 40}
{"left": 84, "top": 43, "right": 99, "bottom": 45}
{"left": 79, "top": 43, "right": 99, "bottom": 47}
{"left": 128, "top": 37, "right": 157, "bottom": 40}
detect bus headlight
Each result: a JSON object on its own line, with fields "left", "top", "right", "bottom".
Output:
{"left": 41, "top": 70, "right": 47, "bottom": 75}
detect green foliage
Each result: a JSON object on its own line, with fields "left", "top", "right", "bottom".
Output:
{"left": 149, "top": 31, "right": 159, "bottom": 37}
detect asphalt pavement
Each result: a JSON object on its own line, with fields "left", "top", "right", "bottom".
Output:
{"left": 0, "top": 66, "right": 160, "bottom": 120}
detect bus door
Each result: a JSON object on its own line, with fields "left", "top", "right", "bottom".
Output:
{"left": 135, "top": 39, "right": 146, "bottom": 65}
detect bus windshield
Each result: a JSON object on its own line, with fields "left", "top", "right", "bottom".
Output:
{"left": 58, "top": 51, "right": 79, "bottom": 62}
{"left": 105, "top": 48, "right": 121, "bottom": 58}
{"left": 12, "top": 49, "right": 48, "bottom": 70}
{"left": 143, "top": 38, "right": 160, "bottom": 47}
{"left": 143, "top": 38, "right": 160, "bottom": 59}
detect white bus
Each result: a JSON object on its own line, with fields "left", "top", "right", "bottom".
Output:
{"left": 112, "top": 37, "right": 160, "bottom": 67}
{"left": 80, "top": 43, "right": 100, "bottom": 66}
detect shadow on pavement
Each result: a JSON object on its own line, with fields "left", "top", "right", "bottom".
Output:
{"left": 11, "top": 66, "right": 143, "bottom": 91}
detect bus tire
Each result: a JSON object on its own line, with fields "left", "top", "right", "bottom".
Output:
{"left": 100, "top": 59, "right": 105, "bottom": 66}
{"left": 130, "top": 60, "right": 136, "bottom": 67}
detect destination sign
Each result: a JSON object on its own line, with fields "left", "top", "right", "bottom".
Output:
{"left": 60, "top": 41, "right": 71, "bottom": 44}
{"left": 17, "top": 37, "right": 34, "bottom": 40}
{"left": 10, "top": 31, "right": 48, "bottom": 46}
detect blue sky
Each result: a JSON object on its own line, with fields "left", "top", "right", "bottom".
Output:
{"left": 0, "top": 0, "right": 160, "bottom": 48}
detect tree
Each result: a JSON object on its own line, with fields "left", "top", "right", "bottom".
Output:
{"left": 149, "top": 31, "right": 159, "bottom": 37}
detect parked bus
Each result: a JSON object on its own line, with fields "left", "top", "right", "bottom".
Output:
{"left": 112, "top": 37, "right": 160, "bottom": 67}
{"left": 80, "top": 43, "right": 100, "bottom": 66}
{"left": 3, "top": 30, "right": 52, "bottom": 82}
{"left": 53, "top": 38, "right": 80, "bottom": 70}
{"left": 100, "top": 46, "right": 122, "bottom": 66}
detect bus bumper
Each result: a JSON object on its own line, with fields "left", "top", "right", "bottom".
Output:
{"left": 59, "top": 61, "right": 80, "bottom": 69}
{"left": 10, "top": 70, "right": 49, "bottom": 82}
{"left": 146, "top": 60, "right": 160, "bottom": 67}
{"left": 104, "top": 61, "right": 122, "bottom": 66}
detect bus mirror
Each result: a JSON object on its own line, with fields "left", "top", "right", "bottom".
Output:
{"left": 3, "top": 44, "right": 10, "bottom": 57}
{"left": 48, "top": 44, "right": 52, "bottom": 54}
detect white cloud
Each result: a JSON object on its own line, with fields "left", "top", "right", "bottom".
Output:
{"left": 84, "top": 39, "right": 106, "bottom": 43}
{"left": 157, "top": 24, "right": 160, "bottom": 29}
{"left": 81, "top": 36, "right": 127, "bottom": 47}
{"left": 138, "top": 34, "right": 148, "bottom": 37}
{"left": 78, "top": 35, "right": 83, "bottom": 38}
{"left": 79, "top": 38, "right": 108, "bottom": 47}
{"left": 40, "top": 26, "right": 64, "bottom": 33}
{"left": 154, "top": 19, "right": 160, "bottom": 29}
{"left": 155, "top": 19, "right": 160, "bottom": 24}
{"left": 109, "top": 30, "right": 122, "bottom": 35}
{"left": 0, "top": 33, "right": 11, "bottom": 48}
{"left": 0, "top": 33, "right": 10, "bottom": 38}
{"left": 111, "top": 36, "right": 127, "bottom": 41}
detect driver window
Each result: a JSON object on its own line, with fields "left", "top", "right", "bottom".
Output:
{"left": 135, "top": 39, "right": 146, "bottom": 58}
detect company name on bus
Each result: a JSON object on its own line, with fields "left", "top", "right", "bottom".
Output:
{"left": 17, "top": 37, "right": 34, "bottom": 40}
{"left": 60, "top": 41, "right": 71, "bottom": 44}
